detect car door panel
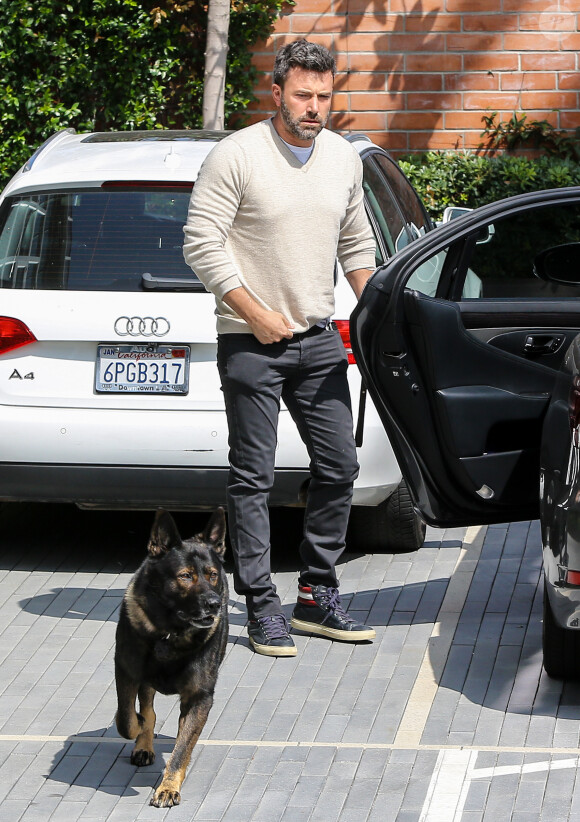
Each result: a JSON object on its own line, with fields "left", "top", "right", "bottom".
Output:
{"left": 484, "top": 329, "right": 572, "bottom": 364}
{"left": 406, "top": 293, "right": 552, "bottom": 513}
{"left": 436, "top": 386, "right": 548, "bottom": 458}
{"left": 459, "top": 302, "right": 580, "bottom": 329}
{"left": 351, "top": 187, "right": 580, "bottom": 528}
{"left": 459, "top": 301, "right": 580, "bottom": 369}
{"left": 359, "top": 293, "right": 550, "bottom": 526}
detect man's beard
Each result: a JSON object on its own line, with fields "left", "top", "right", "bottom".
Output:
{"left": 280, "top": 95, "right": 329, "bottom": 141}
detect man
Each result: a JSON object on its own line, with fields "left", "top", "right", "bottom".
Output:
{"left": 183, "top": 38, "right": 377, "bottom": 656}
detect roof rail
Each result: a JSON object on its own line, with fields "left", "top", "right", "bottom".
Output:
{"left": 343, "top": 133, "right": 372, "bottom": 144}
{"left": 22, "top": 128, "right": 77, "bottom": 173}
{"left": 81, "top": 129, "right": 232, "bottom": 144}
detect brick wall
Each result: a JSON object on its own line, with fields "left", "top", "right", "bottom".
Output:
{"left": 248, "top": 0, "right": 580, "bottom": 154}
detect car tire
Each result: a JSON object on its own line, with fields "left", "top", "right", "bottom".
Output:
{"left": 542, "top": 585, "right": 580, "bottom": 679}
{"left": 348, "top": 480, "right": 426, "bottom": 554}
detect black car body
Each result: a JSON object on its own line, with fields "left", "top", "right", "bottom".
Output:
{"left": 350, "top": 186, "right": 580, "bottom": 678}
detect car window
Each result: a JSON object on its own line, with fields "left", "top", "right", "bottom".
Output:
{"left": 406, "top": 251, "right": 448, "bottom": 298}
{"left": 0, "top": 187, "right": 196, "bottom": 291}
{"left": 362, "top": 152, "right": 445, "bottom": 296}
{"left": 455, "top": 201, "right": 580, "bottom": 300}
{"left": 404, "top": 248, "right": 482, "bottom": 299}
{"left": 366, "top": 221, "right": 385, "bottom": 267}
{"left": 372, "top": 154, "right": 432, "bottom": 241}
{"left": 362, "top": 156, "right": 407, "bottom": 258}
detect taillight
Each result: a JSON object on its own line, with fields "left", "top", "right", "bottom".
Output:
{"left": 0, "top": 317, "right": 37, "bottom": 355}
{"left": 334, "top": 320, "right": 355, "bottom": 365}
{"left": 567, "top": 569, "right": 580, "bottom": 586}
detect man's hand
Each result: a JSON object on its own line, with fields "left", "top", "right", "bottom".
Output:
{"left": 223, "top": 287, "right": 294, "bottom": 344}
{"left": 248, "top": 311, "right": 294, "bottom": 344}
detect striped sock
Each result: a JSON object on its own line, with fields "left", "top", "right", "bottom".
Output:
{"left": 297, "top": 584, "right": 317, "bottom": 606}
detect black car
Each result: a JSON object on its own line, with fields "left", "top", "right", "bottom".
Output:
{"left": 350, "top": 186, "right": 580, "bottom": 678}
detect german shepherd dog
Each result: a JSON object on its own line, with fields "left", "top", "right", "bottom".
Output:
{"left": 115, "top": 507, "right": 228, "bottom": 808}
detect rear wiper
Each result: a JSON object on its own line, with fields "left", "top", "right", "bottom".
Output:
{"left": 141, "top": 272, "right": 208, "bottom": 292}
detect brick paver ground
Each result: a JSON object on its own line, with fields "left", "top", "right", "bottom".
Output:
{"left": 0, "top": 503, "right": 579, "bottom": 821}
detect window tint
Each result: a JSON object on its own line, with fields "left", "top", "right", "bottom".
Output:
{"left": 362, "top": 152, "right": 447, "bottom": 296}
{"left": 457, "top": 202, "right": 580, "bottom": 299}
{"left": 373, "top": 154, "right": 431, "bottom": 240}
{"left": 0, "top": 188, "right": 196, "bottom": 291}
{"left": 367, "top": 221, "right": 385, "bottom": 267}
{"left": 362, "top": 157, "right": 407, "bottom": 258}
{"left": 406, "top": 252, "right": 447, "bottom": 298}
{"left": 405, "top": 250, "right": 482, "bottom": 299}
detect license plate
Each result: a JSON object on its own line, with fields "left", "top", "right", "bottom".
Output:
{"left": 95, "top": 344, "right": 190, "bottom": 393}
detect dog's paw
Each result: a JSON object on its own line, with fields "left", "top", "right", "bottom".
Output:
{"left": 131, "top": 748, "right": 155, "bottom": 767}
{"left": 150, "top": 788, "right": 181, "bottom": 808}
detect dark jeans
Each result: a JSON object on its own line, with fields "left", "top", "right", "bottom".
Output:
{"left": 217, "top": 325, "right": 359, "bottom": 619}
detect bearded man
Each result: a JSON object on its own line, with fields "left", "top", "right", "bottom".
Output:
{"left": 183, "top": 39, "right": 377, "bottom": 656}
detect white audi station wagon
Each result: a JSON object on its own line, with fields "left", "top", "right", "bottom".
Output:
{"left": 0, "top": 128, "right": 429, "bottom": 552}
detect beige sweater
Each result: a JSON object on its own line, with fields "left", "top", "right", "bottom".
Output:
{"left": 183, "top": 119, "right": 376, "bottom": 334}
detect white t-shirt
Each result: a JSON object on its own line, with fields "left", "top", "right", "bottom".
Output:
{"left": 280, "top": 137, "right": 314, "bottom": 165}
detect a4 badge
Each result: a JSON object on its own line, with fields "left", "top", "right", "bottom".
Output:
{"left": 9, "top": 370, "right": 34, "bottom": 380}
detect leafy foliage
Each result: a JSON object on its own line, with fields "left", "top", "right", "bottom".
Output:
{"left": 480, "top": 111, "right": 580, "bottom": 161}
{"left": 0, "top": 0, "right": 286, "bottom": 186}
{"left": 399, "top": 151, "right": 580, "bottom": 222}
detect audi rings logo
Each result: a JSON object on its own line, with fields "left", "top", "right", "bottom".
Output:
{"left": 114, "top": 316, "right": 171, "bottom": 337}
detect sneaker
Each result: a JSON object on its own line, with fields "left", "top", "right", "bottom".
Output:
{"left": 291, "top": 585, "right": 376, "bottom": 642}
{"left": 247, "top": 613, "right": 297, "bottom": 657}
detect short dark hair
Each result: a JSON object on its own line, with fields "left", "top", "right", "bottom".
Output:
{"left": 273, "top": 39, "right": 336, "bottom": 88}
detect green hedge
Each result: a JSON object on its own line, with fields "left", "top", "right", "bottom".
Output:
{"left": 399, "top": 152, "right": 580, "bottom": 222}
{"left": 0, "top": 0, "right": 285, "bottom": 188}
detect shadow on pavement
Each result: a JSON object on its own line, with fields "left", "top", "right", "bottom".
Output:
{"left": 46, "top": 729, "right": 172, "bottom": 800}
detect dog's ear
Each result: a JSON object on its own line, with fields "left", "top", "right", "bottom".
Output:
{"left": 147, "top": 509, "right": 182, "bottom": 558}
{"left": 202, "top": 506, "right": 227, "bottom": 560}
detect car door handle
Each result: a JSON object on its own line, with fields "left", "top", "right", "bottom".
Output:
{"left": 523, "top": 334, "right": 565, "bottom": 356}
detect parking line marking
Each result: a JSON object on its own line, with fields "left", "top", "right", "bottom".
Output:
{"left": 419, "top": 750, "right": 580, "bottom": 822}
{"left": 394, "top": 525, "right": 486, "bottom": 749}
{"left": 2, "top": 734, "right": 580, "bottom": 756}
{"left": 419, "top": 749, "right": 477, "bottom": 822}
{"left": 472, "top": 757, "right": 579, "bottom": 779}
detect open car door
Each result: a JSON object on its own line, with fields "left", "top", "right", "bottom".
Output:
{"left": 351, "top": 187, "right": 580, "bottom": 528}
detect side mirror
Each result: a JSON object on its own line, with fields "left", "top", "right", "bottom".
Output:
{"left": 440, "top": 206, "right": 494, "bottom": 245}
{"left": 441, "top": 206, "right": 472, "bottom": 222}
{"left": 534, "top": 243, "right": 580, "bottom": 286}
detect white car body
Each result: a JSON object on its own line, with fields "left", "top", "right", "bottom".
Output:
{"left": 0, "top": 129, "right": 424, "bottom": 551}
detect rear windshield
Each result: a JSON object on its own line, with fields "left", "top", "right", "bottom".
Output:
{"left": 0, "top": 187, "right": 200, "bottom": 291}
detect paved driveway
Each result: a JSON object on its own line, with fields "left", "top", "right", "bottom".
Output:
{"left": 1, "top": 504, "right": 579, "bottom": 822}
